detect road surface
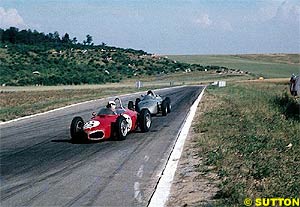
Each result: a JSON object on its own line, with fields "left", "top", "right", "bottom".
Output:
{"left": 0, "top": 86, "right": 204, "bottom": 207}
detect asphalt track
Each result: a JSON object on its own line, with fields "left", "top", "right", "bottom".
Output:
{"left": 0, "top": 86, "right": 204, "bottom": 207}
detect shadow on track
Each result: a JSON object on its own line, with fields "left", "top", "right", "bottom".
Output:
{"left": 51, "top": 137, "right": 127, "bottom": 144}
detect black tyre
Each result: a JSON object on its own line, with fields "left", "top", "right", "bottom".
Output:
{"left": 116, "top": 116, "right": 128, "bottom": 141}
{"left": 135, "top": 98, "right": 141, "bottom": 112}
{"left": 165, "top": 97, "right": 171, "bottom": 113}
{"left": 161, "top": 100, "right": 168, "bottom": 116}
{"left": 128, "top": 101, "right": 134, "bottom": 110}
{"left": 70, "top": 116, "right": 85, "bottom": 142}
{"left": 139, "top": 109, "right": 152, "bottom": 132}
{"left": 165, "top": 97, "right": 171, "bottom": 103}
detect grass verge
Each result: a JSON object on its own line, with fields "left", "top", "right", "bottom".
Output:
{"left": 193, "top": 81, "right": 299, "bottom": 206}
{"left": 0, "top": 86, "right": 160, "bottom": 121}
{"left": 0, "top": 71, "right": 251, "bottom": 122}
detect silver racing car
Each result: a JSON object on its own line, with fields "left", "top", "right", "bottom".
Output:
{"left": 128, "top": 90, "right": 171, "bottom": 116}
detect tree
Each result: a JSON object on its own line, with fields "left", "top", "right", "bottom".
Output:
{"left": 0, "top": 29, "right": 4, "bottom": 42}
{"left": 18, "top": 30, "right": 28, "bottom": 44}
{"left": 71, "top": 37, "right": 77, "bottom": 44}
{"left": 53, "top": 31, "right": 60, "bottom": 42}
{"left": 62, "top": 33, "right": 71, "bottom": 43}
{"left": 7, "top": 27, "right": 19, "bottom": 43}
{"left": 86, "top": 34, "right": 93, "bottom": 45}
{"left": 47, "top": 32, "right": 54, "bottom": 40}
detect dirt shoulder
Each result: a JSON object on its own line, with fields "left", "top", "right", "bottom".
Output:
{"left": 167, "top": 93, "right": 220, "bottom": 207}
{"left": 235, "top": 78, "right": 289, "bottom": 83}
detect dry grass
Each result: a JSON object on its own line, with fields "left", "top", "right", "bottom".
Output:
{"left": 0, "top": 71, "right": 251, "bottom": 121}
{"left": 0, "top": 87, "right": 144, "bottom": 121}
{"left": 236, "top": 78, "right": 290, "bottom": 84}
{"left": 0, "top": 70, "right": 251, "bottom": 92}
{"left": 234, "top": 54, "right": 300, "bottom": 65}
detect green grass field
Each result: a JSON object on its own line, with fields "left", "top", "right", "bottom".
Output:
{"left": 193, "top": 81, "right": 299, "bottom": 206}
{"left": 168, "top": 54, "right": 300, "bottom": 78}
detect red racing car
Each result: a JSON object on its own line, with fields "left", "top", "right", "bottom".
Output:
{"left": 70, "top": 98, "right": 152, "bottom": 142}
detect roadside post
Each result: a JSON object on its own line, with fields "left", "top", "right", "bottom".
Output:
{"left": 136, "top": 81, "right": 143, "bottom": 89}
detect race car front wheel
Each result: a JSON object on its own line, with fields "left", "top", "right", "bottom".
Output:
{"left": 139, "top": 109, "right": 151, "bottom": 132}
{"left": 116, "top": 116, "right": 128, "bottom": 141}
{"left": 165, "top": 97, "right": 171, "bottom": 113}
{"left": 70, "top": 116, "right": 85, "bottom": 142}
{"left": 161, "top": 100, "right": 168, "bottom": 116}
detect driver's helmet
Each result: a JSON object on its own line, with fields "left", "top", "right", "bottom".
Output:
{"left": 290, "top": 74, "right": 296, "bottom": 83}
{"left": 147, "top": 90, "right": 154, "bottom": 96}
{"left": 106, "top": 101, "right": 116, "bottom": 111}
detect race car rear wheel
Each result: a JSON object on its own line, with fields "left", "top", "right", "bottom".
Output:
{"left": 128, "top": 101, "right": 134, "bottom": 110}
{"left": 139, "top": 109, "right": 151, "bottom": 132}
{"left": 161, "top": 100, "right": 168, "bottom": 116}
{"left": 70, "top": 116, "right": 85, "bottom": 142}
{"left": 116, "top": 116, "right": 128, "bottom": 141}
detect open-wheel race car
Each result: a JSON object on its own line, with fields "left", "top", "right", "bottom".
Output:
{"left": 128, "top": 90, "right": 171, "bottom": 116}
{"left": 70, "top": 98, "right": 152, "bottom": 142}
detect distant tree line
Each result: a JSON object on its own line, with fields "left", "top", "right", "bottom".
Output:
{"left": 0, "top": 27, "right": 93, "bottom": 45}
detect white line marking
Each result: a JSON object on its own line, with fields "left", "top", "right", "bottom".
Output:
{"left": 148, "top": 86, "right": 206, "bottom": 207}
{"left": 137, "top": 165, "right": 144, "bottom": 178}
{"left": 134, "top": 182, "right": 143, "bottom": 203}
{"left": 134, "top": 182, "right": 140, "bottom": 193}
{"left": 0, "top": 85, "right": 185, "bottom": 126}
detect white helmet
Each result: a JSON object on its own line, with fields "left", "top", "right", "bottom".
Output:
{"left": 107, "top": 101, "right": 116, "bottom": 110}
{"left": 108, "top": 101, "right": 116, "bottom": 105}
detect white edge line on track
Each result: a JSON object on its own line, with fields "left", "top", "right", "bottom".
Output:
{"left": 0, "top": 85, "right": 185, "bottom": 126}
{"left": 148, "top": 86, "right": 206, "bottom": 207}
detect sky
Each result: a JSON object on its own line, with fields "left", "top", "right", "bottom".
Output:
{"left": 0, "top": 0, "right": 299, "bottom": 54}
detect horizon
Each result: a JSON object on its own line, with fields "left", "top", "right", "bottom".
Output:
{"left": 161, "top": 52, "right": 300, "bottom": 56}
{"left": 0, "top": 0, "right": 299, "bottom": 55}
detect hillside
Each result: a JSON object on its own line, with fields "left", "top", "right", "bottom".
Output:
{"left": 168, "top": 54, "right": 300, "bottom": 78}
{"left": 0, "top": 28, "right": 230, "bottom": 86}
{"left": 1, "top": 43, "right": 234, "bottom": 86}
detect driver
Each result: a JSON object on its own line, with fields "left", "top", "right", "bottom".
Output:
{"left": 147, "top": 90, "right": 154, "bottom": 96}
{"left": 106, "top": 101, "right": 117, "bottom": 114}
